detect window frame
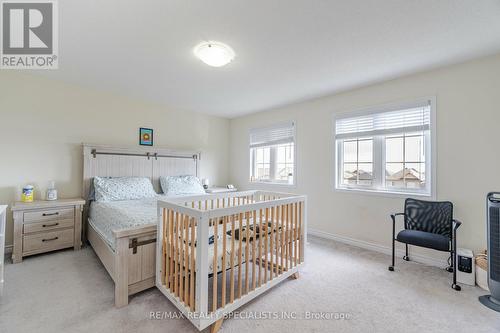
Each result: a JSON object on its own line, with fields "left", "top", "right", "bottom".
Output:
{"left": 249, "top": 122, "right": 297, "bottom": 187}
{"left": 333, "top": 97, "right": 436, "bottom": 198}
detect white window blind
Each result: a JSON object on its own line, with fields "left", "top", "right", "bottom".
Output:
{"left": 335, "top": 101, "right": 431, "bottom": 140}
{"left": 250, "top": 122, "right": 295, "bottom": 148}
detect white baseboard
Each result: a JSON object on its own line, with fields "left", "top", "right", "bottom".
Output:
{"left": 308, "top": 228, "right": 448, "bottom": 268}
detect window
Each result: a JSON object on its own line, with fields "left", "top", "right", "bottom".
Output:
{"left": 250, "top": 122, "right": 296, "bottom": 185}
{"left": 335, "top": 99, "right": 434, "bottom": 196}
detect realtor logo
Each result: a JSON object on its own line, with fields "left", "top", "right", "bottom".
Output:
{"left": 1, "top": 0, "right": 58, "bottom": 69}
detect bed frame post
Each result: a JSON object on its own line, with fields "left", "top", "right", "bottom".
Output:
{"left": 115, "top": 237, "right": 129, "bottom": 307}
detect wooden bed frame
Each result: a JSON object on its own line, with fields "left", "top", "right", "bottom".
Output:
{"left": 82, "top": 143, "right": 200, "bottom": 307}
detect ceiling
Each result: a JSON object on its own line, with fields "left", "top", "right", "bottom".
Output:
{"left": 38, "top": 0, "right": 500, "bottom": 118}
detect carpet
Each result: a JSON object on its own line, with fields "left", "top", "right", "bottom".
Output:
{"left": 1, "top": 236, "right": 499, "bottom": 333}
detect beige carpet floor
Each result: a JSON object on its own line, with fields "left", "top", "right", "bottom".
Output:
{"left": 1, "top": 236, "right": 499, "bottom": 333}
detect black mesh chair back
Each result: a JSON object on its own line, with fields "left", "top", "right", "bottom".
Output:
{"left": 404, "top": 198, "right": 453, "bottom": 238}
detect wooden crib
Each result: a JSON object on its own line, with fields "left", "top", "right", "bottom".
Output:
{"left": 155, "top": 190, "right": 307, "bottom": 333}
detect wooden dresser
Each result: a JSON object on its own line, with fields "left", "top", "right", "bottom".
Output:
{"left": 11, "top": 199, "right": 85, "bottom": 263}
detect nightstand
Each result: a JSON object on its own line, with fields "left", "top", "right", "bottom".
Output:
{"left": 205, "top": 187, "right": 238, "bottom": 194}
{"left": 11, "top": 198, "right": 85, "bottom": 263}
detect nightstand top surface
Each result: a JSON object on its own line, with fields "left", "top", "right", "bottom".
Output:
{"left": 11, "top": 198, "right": 85, "bottom": 211}
{"left": 205, "top": 187, "right": 238, "bottom": 193}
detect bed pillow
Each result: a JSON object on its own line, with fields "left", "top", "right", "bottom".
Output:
{"left": 93, "top": 176, "right": 157, "bottom": 202}
{"left": 160, "top": 175, "right": 206, "bottom": 196}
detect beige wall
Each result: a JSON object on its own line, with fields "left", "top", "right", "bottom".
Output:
{"left": 0, "top": 72, "right": 230, "bottom": 247}
{"left": 230, "top": 53, "right": 500, "bottom": 263}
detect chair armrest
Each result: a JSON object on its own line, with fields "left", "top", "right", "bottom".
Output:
{"left": 453, "top": 219, "right": 462, "bottom": 230}
{"left": 390, "top": 212, "right": 405, "bottom": 223}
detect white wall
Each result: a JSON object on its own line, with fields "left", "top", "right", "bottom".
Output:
{"left": 229, "top": 53, "right": 500, "bottom": 264}
{"left": 0, "top": 72, "right": 230, "bottom": 246}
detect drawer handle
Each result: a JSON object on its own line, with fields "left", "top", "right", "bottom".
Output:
{"left": 42, "top": 212, "right": 59, "bottom": 217}
{"left": 42, "top": 237, "right": 59, "bottom": 242}
{"left": 42, "top": 222, "right": 59, "bottom": 228}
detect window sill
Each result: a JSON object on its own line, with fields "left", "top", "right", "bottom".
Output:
{"left": 334, "top": 186, "right": 433, "bottom": 199}
{"left": 249, "top": 181, "right": 297, "bottom": 189}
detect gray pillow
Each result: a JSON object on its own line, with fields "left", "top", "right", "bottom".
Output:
{"left": 160, "top": 175, "right": 205, "bottom": 196}
{"left": 93, "top": 177, "right": 157, "bottom": 202}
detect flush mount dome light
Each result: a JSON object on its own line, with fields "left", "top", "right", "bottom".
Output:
{"left": 194, "top": 41, "right": 235, "bottom": 67}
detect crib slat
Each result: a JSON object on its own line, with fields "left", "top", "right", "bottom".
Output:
{"left": 245, "top": 212, "right": 250, "bottom": 294}
{"left": 169, "top": 210, "right": 174, "bottom": 290}
{"left": 174, "top": 212, "right": 179, "bottom": 296}
{"left": 264, "top": 207, "right": 269, "bottom": 283}
{"left": 283, "top": 204, "right": 287, "bottom": 272}
{"left": 299, "top": 202, "right": 303, "bottom": 263}
{"left": 238, "top": 213, "right": 243, "bottom": 298}
{"left": 221, "top": 216, "right": 227, "bottom": 307}
{"left": 270, "top": 206, "right": 274, "bottom": 280}
{"left": 179, "top": 213, "right": 184, "bottom": 300}
{"left": 184, "top": 215, "right": 189, "bottom": 304}
{"left": 190, "top": 217, "right": 195, "bottom": 310}
{"left": 292, "top": 203, "right": 296, "bottom": 267}
{"left": 230, "top": 214, "right": 236, "bottom": 303}
{"left": 212, "top": 218, "right": 218, "bottom": 311}
{"left": 282, "top": 204, "right": 285, "bottom": 272}
{"left": 252, "top": 210, "right": 257, "bottom": 291}
{"left": 285, "top": 204, "right": 291, "bottom": 271}
{"left": 276, "top": 205, "right": 281, "bottom": 277}
{"left": 258, "top": 208, "right": 263, "bottom": 287}
{"left": 161, "top": 208, "right": 168, "bottom": 284}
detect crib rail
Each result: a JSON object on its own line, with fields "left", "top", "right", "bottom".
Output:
{"left": 156, "top": 191, "right": 307, "bottom": 331}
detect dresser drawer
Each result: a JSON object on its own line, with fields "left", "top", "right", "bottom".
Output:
{"left": 23, "top": 228, "right": 74, "bottom": 253}
{"left": 23, "top": 218, "right": 74, "bottom": 234}
{"left": 23, "top": 207, "right": 74, "bottom": 223}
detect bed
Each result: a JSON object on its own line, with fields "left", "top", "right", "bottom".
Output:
{"left": 82, "top": 144, "right": 202, "bottom": 308}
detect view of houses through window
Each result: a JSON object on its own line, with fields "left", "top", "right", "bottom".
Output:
{"left": 342, "top": 132, "right": 426, "bottom": 190}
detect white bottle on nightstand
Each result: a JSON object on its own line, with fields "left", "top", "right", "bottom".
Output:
{"left": 46, "top": 181, "right": 58, "bottom": 201}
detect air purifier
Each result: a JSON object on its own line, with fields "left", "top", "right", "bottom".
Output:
{"left": 479, "top": 192, "right": 500, "bottom": 312}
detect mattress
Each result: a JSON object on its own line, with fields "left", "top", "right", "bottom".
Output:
{"left": 88, "top": 196, "right": 162, "bottom": 250}
{"left": 88, "top": 196, "right": 279, "bottom": 275}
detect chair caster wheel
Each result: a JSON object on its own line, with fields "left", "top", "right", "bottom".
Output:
{"left": 403, "top": 256, "right": 410, "bottom": 261}
{"left": 388, "top": 266, "right": 394, "bottom": 271}
{"left": 452, "top": 284, "right": 461, "bottom": 291}
{"left": 446, "top": 266, "right": 454, "bottom": 273}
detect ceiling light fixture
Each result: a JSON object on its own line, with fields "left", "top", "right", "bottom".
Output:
{"left": 194, "top": 41, "right": 235, "bottom": 67}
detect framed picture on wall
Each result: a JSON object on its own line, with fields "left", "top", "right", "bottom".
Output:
{"left": 139, "top": 128, "right": 153, "bottom": 146}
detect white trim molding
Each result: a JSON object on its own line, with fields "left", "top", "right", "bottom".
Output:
{"left": 308, "top": 228, "right": 448, "bottom": 268}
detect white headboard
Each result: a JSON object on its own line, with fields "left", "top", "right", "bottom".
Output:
{"left": 82, "top": 143, "right": 200, "bottom": 200}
